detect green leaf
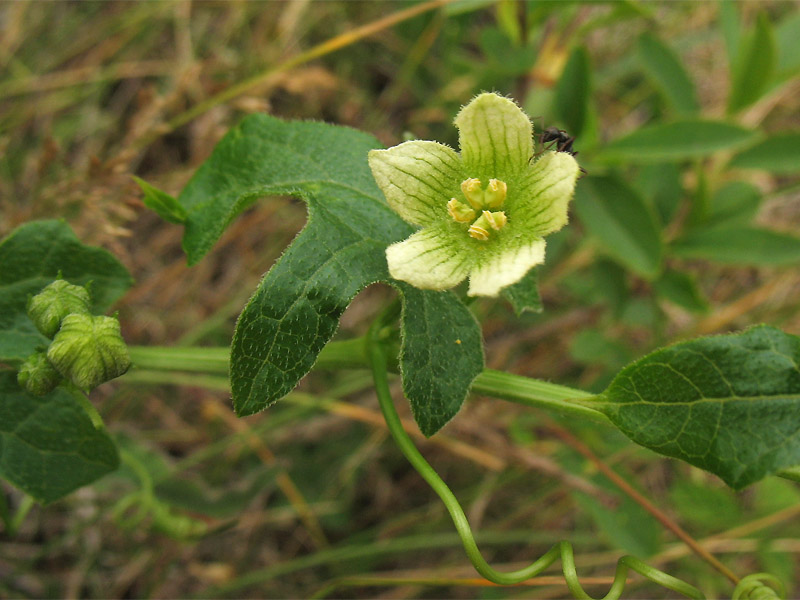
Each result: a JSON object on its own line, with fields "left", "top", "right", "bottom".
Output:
{"left": 134, "top": 176, "right": 187, "bottom": 224}
{"left": 637, "top": 32, "right": 699, "bottom": 116}
{"left": 634, "top": 163, "right": 683, "bottom": 225}
{"left": 653, "top": 269, "right": 709, "bottom": 314}
{"left": 177, "top": 115, "right": 484, "bottom": 435}
{"left": 573, "top": 176, "right": 663, "bottom": 278}
{"left": 600, "top": 120, "right": 757, "bottom": 163}
{"left": 501, "top": 268, "right": 542, "bottom": 316}
{"left": 555, "top": 45, "right": 591, "bottom": 138}
{"left": 728, "top": 11, "right": 777, "bottom": 114}
{"left": 671, "top": 226, "right": 800, "bottom": 265}
{"left": 0, "top": 371, "right": 118, "bottom": 503}
{"left": 729, "top": 133, "right": 800, "bottom": 174}
{"left": 592, "top": 325, "right": 800, "bottom": 489}
{"left": 707, "top": 181, "right": 761, "bottom": 227}
{"left": 397, "top": 284, "right": 484, "bottom": 436}
{"left": 776, "top": 11, "right": 800, "bottom": 79}
{"left": 0, "top": 220, "right": 133, "bottom": 363}
{"left": 720, "top": 1, "right": 741, "bottom": 71}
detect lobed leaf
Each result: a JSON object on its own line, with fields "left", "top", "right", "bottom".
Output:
{"left": 0, "top": 220, "right": 133, "bottom": 363}
{"left": 0, "top": 371, "right": 118, "bottom": 503}
{"left": 169, "top": 114, "right": 483, "bottom": 435}
{"left": 592, "top": 325, "right": 800, "bottom": 489}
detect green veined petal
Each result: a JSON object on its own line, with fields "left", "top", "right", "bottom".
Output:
{"left": 468, "top": 237, "right": 546, "bottom": 297}
{"left": 386, "top": 222, "right": 471, "bottom": 290}
{"left": 511, "top": 152, "right": 579, "bottom": 237}
{"left": 368, "top": 141, "right": 463, "bottom": 227}
{"left": 454, "top": 92, "right": 533, "bottom": 181}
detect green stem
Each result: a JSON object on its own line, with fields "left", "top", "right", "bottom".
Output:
{"left": 366, "top": 318, "right": 705, "bottom": 599}
{"left": 127, "top": 339, "right": 605, "bottom": 422}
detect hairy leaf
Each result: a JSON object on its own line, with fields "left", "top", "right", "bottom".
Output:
{"left": 0, "top": 371, "right": 118, "bottom": 503}
{"left": 501, "top": 268, "right": 543, "bottom": 316}
{"left": 0, "top": 220, "right": 133, "bottom": 363}
{"left": 170, "top": 114, "right": 483, "bottom": 435}
{"left": 592, "top": 326, "right": 800, "bottom": 489}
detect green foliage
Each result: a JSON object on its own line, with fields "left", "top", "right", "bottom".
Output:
{"left": 0, "top": 220, "right": 133, "bottom": 363}
{"left": 133, "top": 176, "right": 187, "bottom": 224}
{"left": 671, "top": 226, "right": 800, "bottom": 265}
{"left": 151, "top": 114, "right": 483, "bottom": 436}
{"left": 0, "top": 371, "right": 118, "bottom": 504}
{"left": 600, "top": 121, "right": 757, "bottom": 163}
{"left": 573, "top": 175, "right": 663, "bottom": 278}
{"left": 593, "top": 326, "right": 800, "bottom": 489}
{"left": 555, "top": 45, "right": 591, "bottom": 137}
{"left": 26, "top": 279, "right": 91, "bottom": 339}
{"left": 637, "top": 32, "right": 699, "bottom": 116}
{"left": 501, "top": 269, "right": 543, "bottom": 316}
{"left": 729, "top": 133, "right": 800, "bottom": 174}
{"left": 728, "top": 11, "right": 776, "bottom": 114}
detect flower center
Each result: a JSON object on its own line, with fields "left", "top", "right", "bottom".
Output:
{"left": 447, "top": 178, "right": 508, "bottom": 241}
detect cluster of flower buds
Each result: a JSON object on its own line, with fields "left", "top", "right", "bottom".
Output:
{"left": 18, "top": 279, "right": 130, "bottom": 396}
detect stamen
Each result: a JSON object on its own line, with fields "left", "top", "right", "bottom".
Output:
{"left": 484, "top": 179, "right": 507, "bottom": 208}
{"left": 448, "top": 198, "right": 476, "bottom": 223}
{"left": 468, "top": 224, "right": 489, "bottom": 241}
{"left": 483, "top": 210, "right": 507, "bottom": 230}
{"left": 460, "top": 178, "right": 484, "bottom": 210}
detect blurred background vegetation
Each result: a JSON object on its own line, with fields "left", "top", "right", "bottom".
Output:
{"left": 1, "top": 1, "right": 799, "bottom": 598}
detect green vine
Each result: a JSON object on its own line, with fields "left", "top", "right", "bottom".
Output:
{"left": 365, "top": 316, "right": 706, "bottom": 600}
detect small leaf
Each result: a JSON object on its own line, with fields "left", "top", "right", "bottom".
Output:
{"left": 600, "top": 120, "right": 757, "bottom": 163}
{"left": 637, "top": 32, "right": 699, "bottom": 116}
{"left": 573, "top": 176, "right": 663, "bottom": 278}
{"left": 591, "top": 325, "right": 800, "bottom": 489}
{"left": 728, "top": 11, "right": 777, "bottom": 114}
{"left": 0, "top": 221, "right": 133, "bottom": 363}
{"left": 720, "top": 1, "right": 742, "bottom": 71}
{"left": 180, "top": 115, "right": 484, "bottom": 435}
{"left": 776, "top": 11, "right": 800, "bottom": 79}
{"left": 0, "top": 371, "right": 119, "bottom": 503}
{"left": 134, "top": 176, "right": 187, "bottom": 224}
{"left": 653, "top": 269, "right": 709, "bottom": 314}
{"left": 729, "top": 133, "right": 800, "bottom": 174}
{"left": 671, "top": 226, "right": 800, "bottom": 265}
{"left": 397, "top": 284, "right": 484, "bottom": 436}
{"left": 501, "top": 268, "right": 542, "bottom": 316}
{"left": 555, "top": 46, "right": 591, "bottom": 138}
{"left": 707, "top": 181, "right": 761, "bottom": 227}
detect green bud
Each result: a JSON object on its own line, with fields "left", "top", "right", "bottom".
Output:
{"left": 47, "top": 314, "right": 131, "bottom": 392}
{"left": 27, "top": 279, "right": 91, "bottom": 338}
{"left": 17, "top": 351, "right": 63, "bottom": 396}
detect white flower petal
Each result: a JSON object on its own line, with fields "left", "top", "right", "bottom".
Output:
{"left": 454, "top": 93, "right": 533, "bottom": 181}
{"left": 386, "top": 224, "right": 471, "bottom": 290}
{"left": 368, "top": 141, "right": 463, "bottom": 227}
{"left": 511, "top": 152, "right": 580, "bottom": 237}
{"left": 467, "top": 238, "right": 546, "bottom": 297}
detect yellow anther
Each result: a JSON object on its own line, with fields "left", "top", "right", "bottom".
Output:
{"left": 460, "top": 178, "right": 484, "bottom": 210}
{"left": 484, "top": 179, "right": 507, "bottom": 208}
{"left": 468, "top": 224, "right": 489, "bottom": 241}
{"left": 483, "top": 210, "right": 507, "bottom": 230}
{"left": 447, "top": 198, "right": 476, "bottom": 223}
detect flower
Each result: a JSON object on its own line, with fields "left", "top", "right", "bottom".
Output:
{"left": 368, "top": 92, "right": 579, "bottom": 297}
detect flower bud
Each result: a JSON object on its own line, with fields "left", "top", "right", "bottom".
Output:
{"left": 47, "top": 314, "right": 131, "bottom": 392}
{"left": 27, "top": 279, "right": 91, "bottom": 338}
{"left": 17, "top": 351, "right": 63, "bottom": 396}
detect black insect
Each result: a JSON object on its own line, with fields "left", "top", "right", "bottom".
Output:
{"left": 540, "top": 126, "right": 577, "bottom": 156}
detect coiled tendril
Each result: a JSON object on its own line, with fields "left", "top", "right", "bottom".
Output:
{"left": 367, "top": 317, "right": 705, "bottom": 599}
{"left": 733, "top": 574, "right": 786, "bottom": 600}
